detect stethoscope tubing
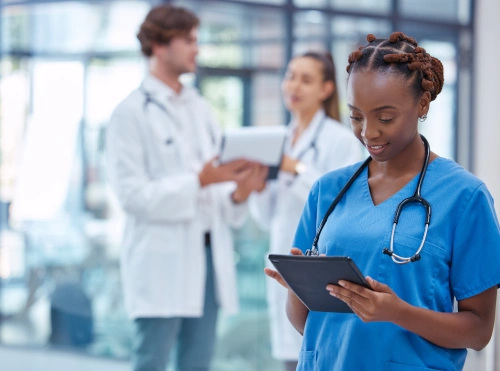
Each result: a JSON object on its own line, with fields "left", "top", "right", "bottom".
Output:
{"left": 306, "top": 134, "right": 431, "bottom": 265}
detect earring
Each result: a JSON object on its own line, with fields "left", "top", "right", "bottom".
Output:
{"left": 419, "top": 114, "right": 427, "bottom": 122}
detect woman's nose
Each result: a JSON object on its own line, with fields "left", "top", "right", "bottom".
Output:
{"left": 361, "top": 120, "right": 379, "bottom": 140}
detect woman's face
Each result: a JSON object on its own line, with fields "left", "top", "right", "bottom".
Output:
{"left": 282, "top": 57, "right": 332, "bottom": 115}
{"left": 347, "top": 69, "right": 430, "bottom": 162}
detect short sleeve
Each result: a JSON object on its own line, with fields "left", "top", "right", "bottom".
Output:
{"left": 451, "top": 183, "right": 500, "bottom": 301}
{"left": 292, "top": 181, "right": 320, "bottom": 254}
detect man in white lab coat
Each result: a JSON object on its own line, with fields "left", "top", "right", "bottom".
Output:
{"left": 106, "top": 5, "right": 266, "bottom": 371}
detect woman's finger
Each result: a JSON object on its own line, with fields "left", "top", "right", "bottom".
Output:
{"left": 264, "top": 268, "right": 288, "bottom": 289}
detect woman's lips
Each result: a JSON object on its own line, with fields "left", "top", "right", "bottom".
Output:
{"left": 365, "top": 143, "right": 388, "bottom": 156}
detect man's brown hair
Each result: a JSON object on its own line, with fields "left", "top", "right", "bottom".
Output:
{"left": 137, "top": 5, "right": 200, "bottom": 57}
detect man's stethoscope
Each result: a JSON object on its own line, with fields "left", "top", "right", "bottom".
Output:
{"left": 140, "top": 84, "right": 216, "bottom": 146}
{"left": 306, "top": 134, "right": 431, "bottom": 265}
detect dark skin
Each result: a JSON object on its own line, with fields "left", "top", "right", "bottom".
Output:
{"left": 265, "top": 69, "right": 497, "bottom": 351}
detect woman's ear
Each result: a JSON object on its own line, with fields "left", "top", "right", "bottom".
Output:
{"left": 418, "top": 91, "right": 431, "bottom": 117}
{"left": 321, "top": 80, "right": 335, "bottom": 102}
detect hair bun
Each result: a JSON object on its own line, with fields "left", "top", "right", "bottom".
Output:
{"left": 367, "top": 34, "right": 377, "bottom": 43}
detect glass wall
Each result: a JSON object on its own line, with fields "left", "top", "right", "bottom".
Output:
{"left": 0, "top": 0, "right": 474, "bottom": 369}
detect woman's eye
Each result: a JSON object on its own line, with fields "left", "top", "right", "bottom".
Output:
{"left": 379, "top": 118, "right": 393, "bottom": 123}
{"left": 349, "top": 116, "right": 362, "bottom": 122}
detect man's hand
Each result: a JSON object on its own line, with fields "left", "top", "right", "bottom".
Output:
{"left": 198, "top": 158, "right": 251, "bottom": 187}
{"left": 231, "top": 163, "right": 269, "bottom": 203}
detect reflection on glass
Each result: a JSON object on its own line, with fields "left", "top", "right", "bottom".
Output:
{"left": 251, "top": 43, "right": 285, "bottom": 69}
{"left": 200, "top": 76, "right": 244, "bottom": 129}
{"left": 0, "top": 58, "right": 29, "bottom": 209}
{"left": 198, "top": 44, "right": 244, "bottom": 68}
{"left": 230, "top": 0, "right": 285, "bottom": 4}
{"left": 294, "top": 10, "right": 327, "bottom": 39}
{"left": 252, "top": 73, "right": 284, "bottom": 127}
{"left": 331, "top": 0, "right": 391, "bottom": 13}
{"left": 293, "top": 40, "right": 327, "bottom": 56}
{"left": 1, "top": 1, "right": 151, "bottom": 53}
{"left": 294, "top": 0, "right": 327, "bottom": 7}
{"left": 1, "top": 6, "right": 31, "bottom": 52}
{"left": 399, "top": 0, "right": 470, "bottom": 24}
{"left": 418, "top": 40, "right": 457, "bottom": 160}
{"left": 188, "top": 1, "right": 284, "bottom": 68}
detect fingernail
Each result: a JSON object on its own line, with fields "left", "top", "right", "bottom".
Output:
{"left": 330, "top": 292, "right": 337, "bottom": 297}
{"left": 338, "top": 281, "right": 345, "bottom": 287}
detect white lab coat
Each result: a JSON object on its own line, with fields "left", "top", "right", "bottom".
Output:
{"left": 250, "top": 109, "right": 363, "bottom": 360}
{"left": 106, "top": 74, "right": 247, "bottom": 319}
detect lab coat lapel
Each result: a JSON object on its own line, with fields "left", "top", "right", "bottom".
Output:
{"left": 141, "top": 76, "right": 189, "bottom": 169}
{"left": 289, "top": 109, "right": 325, "bottom": 159}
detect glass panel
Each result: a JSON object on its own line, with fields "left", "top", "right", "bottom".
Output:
{"left": 212, "top": 217, "right": 279, "bottom": 370}
{"left": 330, "top": 0, "right": 391, "bottom": 13}
{"left": 252, "top": 73, "right": 284, "bottom": 126}
{"left": 0, "top": 57, "right": 30, "bottom": 288}
{"left": 400, "top": 24, "right": 458, "bottom": 160}
{"left": 2, "top": 59, "right": 86, "bottom": 347}
{"left": 294, "top": 10, "right": 328, "bottom": 39}
{"left": 1, "top": 1, "right": 150, "bottom": 53}
{"left": 417, "top": 40, "right": 457, "bottom": 160}
{"left": 399, "top": 0, "right": 471, "bottom": 24}
{"left": 182, "top": 1, "right": 285, "bottom": 68}
{"left": 1, "top": 5, "right": 31, "bottom": 52}
{"left": 294, "top": 0, "right": 328, "bottom": 7}
{"left": 199, "top": 76, "right": 244, "bottom": 129}
{"left": 293, "top": 40, "right": 328, "bottom": 56}
{"left": 294, "top": 0, "right": 391, "bottom": 12}
{"left": 229, "top": 0, "right": 286, "bottom": 4}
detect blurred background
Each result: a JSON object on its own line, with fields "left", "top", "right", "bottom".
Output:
{"left": 0, "top": 0, "right": 499, "bottom": 370}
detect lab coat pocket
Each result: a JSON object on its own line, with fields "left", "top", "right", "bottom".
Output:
{"left": 152, "top": 140, "right": 182, "bottom": 175}
{"left": 384, "top": 361, "right": 443, "bottom": 371}
{"left": 297, "top": 350, "right": 317, "bottom": 371}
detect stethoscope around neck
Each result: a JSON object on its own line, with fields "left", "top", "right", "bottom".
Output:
{"left": 305, "top": 134, "right": 431, "bottom": 265}
{"left": 139, "top": 83, "right": 216, "bottom": 146}
{"left": 290, "top": 114, "right": 327, "bottom": 163}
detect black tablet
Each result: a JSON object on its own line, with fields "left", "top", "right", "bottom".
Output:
{"left": 268, "top": 254, "right": 371, "bottom": 313}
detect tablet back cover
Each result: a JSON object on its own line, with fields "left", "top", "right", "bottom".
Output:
{"left": 268, "top": 255, "right": 370, "bottom": 313}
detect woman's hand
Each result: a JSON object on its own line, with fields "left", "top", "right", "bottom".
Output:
{"left": 280, "top": 155, "right": 299, "bottom": 174}
{"left": 264, "top": 247, "right": 304, "bottom": 289}
{"left": 326, "top": 276, "right": 404, "bottom": 323}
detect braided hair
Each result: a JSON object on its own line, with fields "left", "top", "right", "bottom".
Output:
{"left": 137, "top": 5, "right": 200, "bottom": 57}
{"left": 346, "top": 32, "right": 444, "bottom": 101}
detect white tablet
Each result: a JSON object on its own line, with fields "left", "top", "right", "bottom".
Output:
{"left": 219, "top": 126, "right": 287, "bottom": 166}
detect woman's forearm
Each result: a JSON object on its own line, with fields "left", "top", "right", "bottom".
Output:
{"left": 286, "top": 290, "right": 309, "bottom": 335}
{"left": 393, "top": 287, "right": 497, "bottom": 351}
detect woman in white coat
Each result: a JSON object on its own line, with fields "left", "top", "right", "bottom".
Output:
{"left": 250, "top": 51, "right": 363, "bottom": 371}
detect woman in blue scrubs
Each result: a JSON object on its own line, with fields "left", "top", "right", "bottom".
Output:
{"left": 265, "top": 32, "right": 500, "bottom": 371}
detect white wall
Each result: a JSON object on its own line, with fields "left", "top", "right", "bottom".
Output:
{"left": 474, "top": 1, "right": 500, "bottom": 370}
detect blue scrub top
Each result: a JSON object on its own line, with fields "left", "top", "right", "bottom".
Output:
{"left": 293, "top": 157, "right": 500, "bottom": 371}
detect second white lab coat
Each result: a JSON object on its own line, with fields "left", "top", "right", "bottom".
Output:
{"left": 250, "top": 109, "right": 363, "bottom": 360}
{"left": 106, "top": 74, "right": 247, "bottom": 319}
